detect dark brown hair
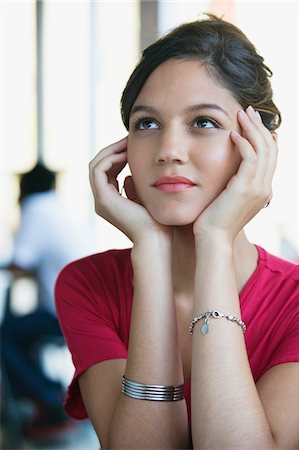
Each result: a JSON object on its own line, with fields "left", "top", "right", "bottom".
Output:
{"left": 121, "top": 14, "right": 281, "bottom": 131}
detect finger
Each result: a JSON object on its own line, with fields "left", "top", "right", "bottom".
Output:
{"left": 230, "top": 130, "right": 258, "bottom": 186}
{"left": 240, "top": 107, "right": 278, "bottom": 158}
{"left": 246, "top": 107, "right": 278, "bottom": 190}
{"left": 90, "top": 151, "right": 127, "bottom": 196}
{"left": 237, "top": 107, "right": 277, "bottom": 191}
{"left": 253, "top": 108, "right": 278, "bottom": 149}
{"left": 230, "top": 130, "right": 274, "bottom": 208}
{"left": 89, "top": 136, "right": 128, "bottom": 170}
{"left": 106, "top": 155, "right": 127, "bottom": 187}
{"left": 238, "top": 108, "right": 267, "bottom": 156}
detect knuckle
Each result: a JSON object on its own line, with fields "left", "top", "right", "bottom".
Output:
{"left": 251, "top": 185, "right": 261, "bottom": 199}
{"left": 235, "top": 181, "right": 249, "bottom": 197}
{"left": 259, "top": 187, "right": 272, "bottom": 205}
{"left": 247, "top": 152, "right": 258, "bottom": 165}
{"left": 91, "top": 163, "right": 104, "bottom": 180}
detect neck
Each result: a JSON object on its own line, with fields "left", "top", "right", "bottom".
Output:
{"left": 172, "top": 226, "right": 258, "bottom": 299}
{"left": 172, "top": 225, "right": 196, "bottom": 297}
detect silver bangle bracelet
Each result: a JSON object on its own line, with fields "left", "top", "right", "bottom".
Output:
{"left": 190, "top": 309, "right": 247, "bottom": 335}
{"left": 121, "top": 376, "right": 185, "bottom": 401}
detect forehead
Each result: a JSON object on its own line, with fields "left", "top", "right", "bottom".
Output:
{"left": 133, "top": 59, "right": 241, "bottom": 112}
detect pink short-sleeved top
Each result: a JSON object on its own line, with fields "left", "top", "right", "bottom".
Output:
{"left": 55, "top": 245, "right": 299, "bottom": 421}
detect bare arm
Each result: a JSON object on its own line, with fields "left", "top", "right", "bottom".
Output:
{"left": 191, "top": 107, "right": 299, "bottom": 449}
{"left": 80, "top": 138, "right": 190, "bottom": 449}
{"left": 80, "top": 239, "right": 189, "bottom": 449}
{"left": 191, "top": 238, "right": 299, "bottom": 449}
{"left": 109, "top": 238, "right": 189, "bottom": 449}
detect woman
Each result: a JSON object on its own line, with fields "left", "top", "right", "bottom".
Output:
{"left": 55, "top": 15, "right": 299, "bottom": 449}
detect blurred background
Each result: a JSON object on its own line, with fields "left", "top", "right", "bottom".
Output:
{"left": 1, "top": 1, "right": 298, "bottom": 449}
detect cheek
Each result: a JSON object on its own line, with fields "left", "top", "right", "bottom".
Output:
{"left": 127, "top": 134, "right": 154, "bottom": 172}
{"left": 127, "top": 135, "right": 145, "bottom": 166}
{"left": 196, "top": 134, "right": 241, "bottom": 178}
{"left": 127, "top": 144, "right": 148, "bottom": 197}
{"left": 127, "top": 138, "right": 139, "bottom": 174}
{"left": 127, "top": 149, "right": 142, "bottom": 180}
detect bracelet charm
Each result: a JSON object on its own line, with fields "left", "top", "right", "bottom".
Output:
{"left": 201, "top": 317, "right": 210, "bottom": 335}
{"left": 190, "top": 309, "right": 246, "bottom": 335}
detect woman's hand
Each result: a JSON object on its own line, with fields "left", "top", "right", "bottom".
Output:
{"left": 89, "top": 137, "right": 171, "bottom": 244}
{"left": 193, "top": 105, "right": 278, "bottom": 242}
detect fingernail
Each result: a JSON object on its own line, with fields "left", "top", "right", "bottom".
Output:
{"left": 255, "top": 110, "right": 262, "bottom": 121}
{"left": 239, "top": 110, "right": 248, "bottom": 119}
{"left": 246, "top": 105, "right": 255, "bottom": 115}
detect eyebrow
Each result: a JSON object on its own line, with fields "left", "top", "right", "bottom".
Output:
{"left": 188, "top": 103, "right": 230, "bottom": 118}
{"left": 130, "top": 103, "right": 230, "bottom": 119}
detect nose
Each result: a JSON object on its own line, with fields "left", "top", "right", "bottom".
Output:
{"left": 155, "top": 128, "right": 189, "bottom": 165}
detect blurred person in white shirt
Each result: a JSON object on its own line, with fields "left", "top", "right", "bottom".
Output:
{"left": 1, "top": 163, "right": 90, "bottom": 436}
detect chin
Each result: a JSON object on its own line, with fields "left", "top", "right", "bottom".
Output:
{"left": 147, "top": 204, "right": 202, "bottom": 227}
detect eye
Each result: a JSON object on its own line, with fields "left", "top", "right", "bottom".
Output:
{"left": 132, "top": 117, "right": 160, "bottom": 130}
{"left": 192, "top": 117, "right": 219, "bottom": 129}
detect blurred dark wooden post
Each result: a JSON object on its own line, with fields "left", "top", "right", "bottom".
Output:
{"left": 140, "top": 0, "right": 158, "bottom": 51}
{"left": 36, "top": 0, "right": 44, "bottom": 162}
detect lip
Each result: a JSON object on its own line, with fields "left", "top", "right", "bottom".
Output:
{"left": 153, "top": 176, "right": 196, "bottom": 193}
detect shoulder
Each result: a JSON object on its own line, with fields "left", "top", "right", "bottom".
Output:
{"left": 60, "top": 246, "right": 131, "bottom": 267}
{"left": 55, "top": 248, "right": 132, "bottom": 307}
{"left": 56, "top": 248, "right": 132, "bottom": 289}
{"left": 256, "top": 245, "right": 299, "bottom": 294}
{"left": 58, "top": 247, "right": 132, "bottom": 276}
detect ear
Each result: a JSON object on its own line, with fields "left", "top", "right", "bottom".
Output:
{"left": 271, "top": 132, "right": 278, "bottom": 143}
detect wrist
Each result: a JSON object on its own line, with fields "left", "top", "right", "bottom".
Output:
{"left": 132, "top": 234, "right": 172, "bottom": 264}
{"left": 194, "top": 229, "right": 234, "bottom": 251}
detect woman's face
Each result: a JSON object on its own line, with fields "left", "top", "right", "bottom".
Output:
{"left": 127, "top": 58, "right": 243, "bottom": 226}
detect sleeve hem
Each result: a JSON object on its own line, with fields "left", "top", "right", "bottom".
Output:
{"left": 64, "top": 354, "right": 127, "bottom": 420}
{"left": 257, "top": 355, "right": 299, "bottom": 382}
